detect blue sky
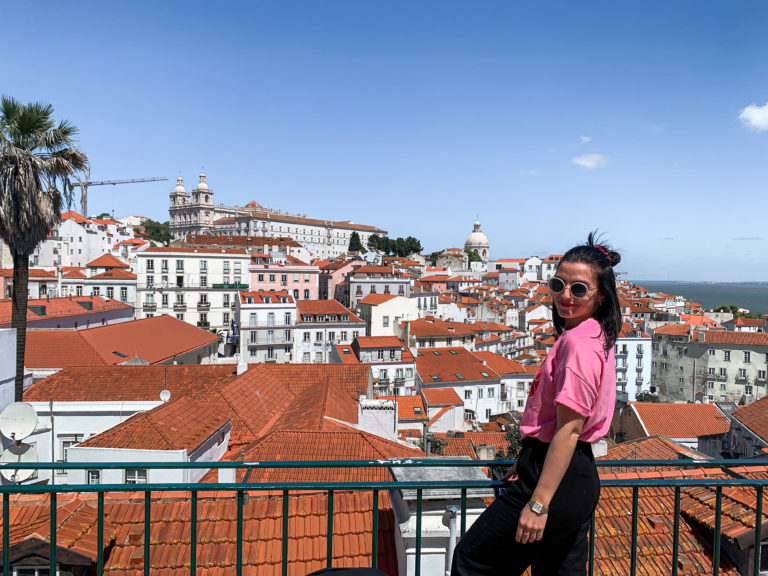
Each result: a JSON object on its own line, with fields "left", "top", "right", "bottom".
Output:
{"left": 4, "top": 1, "right": 768, "bottom": 281}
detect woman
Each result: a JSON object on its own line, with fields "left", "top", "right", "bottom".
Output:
{"left": 452, "top": 233, "right": 621, "bottom": 576}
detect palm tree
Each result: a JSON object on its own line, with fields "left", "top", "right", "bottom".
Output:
{"left": 0, "top": 97, "right": 88, "bottom": 401}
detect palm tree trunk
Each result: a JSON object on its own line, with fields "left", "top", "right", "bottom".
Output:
{"left": 11, "top": 253, "right": 29, "bottom": 401}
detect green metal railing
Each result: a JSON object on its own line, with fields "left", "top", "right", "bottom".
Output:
{"left": 0, "top": 459, "right": 765, "bottom": 576}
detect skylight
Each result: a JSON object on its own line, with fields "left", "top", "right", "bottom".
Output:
{"left": 480, "top": 371, "right": 490, "bottom": 377}
{"left": 456, "top": 373, "right": 465, "bottom": 380}
{"left": 432, "top": 376, "right": 441, "bottom": 381}
{"left": 342, "top": 348, "right": 351, "bottom": 354}
{"left": 432, "top": 350, "right": 440, "bottom": 356}
{"left": 449, "top": 350, "right": 457, "bottom": 355}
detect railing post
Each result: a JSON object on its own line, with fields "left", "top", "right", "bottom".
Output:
{"left": 327, "top": 490, "right": 334, "bottom": 568}
{"left": 50, "top": 492, "right": 57, "bottom": 575}
{"left": 630, "top": 487, "right": 638, "bottom": 576}
{"left": 97, "top": 491, "right": 104, "bottom": 576}
{"left": 416, "top": 488, "right": 423, "bottom": 576}
{"left": 713, "top": 487, "right": 722, "bottom": 576}
{"left": 672, "top": 486, "right": 681, "bottom": 576}
{"left": 589, "top": 511, "right": 596, "bottom": 576}
{"left": 460, "top": 488, "right": 467, "bottom": 537}
{"left": 3, "top": 493, "right": 9, "bottom": 576}
{"left": 190, "top": 490, "right": 197, "bottom": 576}
{"left": 754, "top": 486, "right": 763, "bottom": 576}
{"left": 282, "top": 490, "right": 289, "bottom": 576}
{"left": 372, "top": 489, "right": 379, "bottom": 569}
{"left": 236, "top": 490, "right": 244, "bottom": 576}
{"left": 144, "top": 491, "right": 151, "bottom": 576}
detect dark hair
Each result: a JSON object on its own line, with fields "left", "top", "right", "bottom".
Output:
{"left": 552, "top": 232, "right": 622, "bottom": 349}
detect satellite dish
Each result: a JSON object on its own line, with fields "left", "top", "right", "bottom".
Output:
{"left": 159, "top": 389, "right": 171, "bottom": 403}
{"left": 0, "top": 402, "right": 38, "bottom": 442}
{"left": 0, "top": 443, "right": 38, "bottom": 483}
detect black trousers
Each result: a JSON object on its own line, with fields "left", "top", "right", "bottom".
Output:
{"left": 451, "top": 437, "right": 599, "bottom": 576}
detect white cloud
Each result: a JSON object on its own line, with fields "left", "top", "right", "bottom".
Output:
{"left": 738, "top": 102, "right": 768, "bottom": 132}
{"left": 579, "top": 135, "right": 592, "bottom": 144}
{"left": 520, "top": 169, "right": 539, "bottom": 176}
{"left": 571, "top": 153, "right": 609, "bottom": 170}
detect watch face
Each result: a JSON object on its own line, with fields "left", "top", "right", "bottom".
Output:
{"left": 530, "top": 500, "right": 544, "bottom": 513}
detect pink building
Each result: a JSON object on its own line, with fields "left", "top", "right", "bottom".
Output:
{"left": 249, "top": 254, "right": 319, "bottom": 301}
{"left": 318, "top": 258, "right": 366, "bottom": 300}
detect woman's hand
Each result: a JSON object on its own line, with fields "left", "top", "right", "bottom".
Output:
{"left": 515, "top": 505, "right": 547, "bottom": 544}
{"left": 501, "top": 462, "right": 517, "bottom": 481}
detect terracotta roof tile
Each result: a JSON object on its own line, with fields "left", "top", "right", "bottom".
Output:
{"left": 732, "top": 396, "right": 768, "bottom": 443}
{"left": 86, "top": 254, "right": 130, "bottom": 268}
{"left": 358, "top": 293, "right": 399, "bottom": 305}
{"left": 0, "top": 296, "right": 132, "bottom": 326}
{"left": 421, "top": 387, "right": 463, "bottom": 406}
{"left": 630, "top": 402, "right": 730, "bottom": 438}
{"left": 79, "top": 397, "right": 230, "bottom": 451}
{"left": 416, "top": 347, "right": 500, "bottom": 383}
{"left": 377, "top": 395, "right": 427, "bottom": 421}
{"left": 297, "top": 300, "right": 363, "bottom": 322}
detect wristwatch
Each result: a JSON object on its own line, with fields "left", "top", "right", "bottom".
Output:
{"left": 527, "top": 499, "right": 549, "bottom": 515}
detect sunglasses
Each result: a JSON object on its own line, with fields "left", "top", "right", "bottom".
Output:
{"left": 548, "top": 276, "right": 594, "bottom": 299}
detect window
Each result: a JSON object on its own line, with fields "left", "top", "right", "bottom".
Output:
{"left": 478, "top": 388, "right": 483, "bottom": 399}
{"left": 465, "top": 390, "right": 472, "bottom": 399}
{"left": 304, "top": 273, "right": 310, "bottom": 282}
{"left": 745, "top": 385, "right": 754, "bottom": 395}
{"left": 58, "top": 434, "right": 83, "bottom": 474}
{"left": 88, "top": 470, "right": 101, "bottom": 485}
{"left": 176, "top": 313, "right": 184, "bottom": 321}
{"left": 267, "top": 330, "right": 274, "bottom": 344}
{"left": 744, "top": 351, "right": 751, "bottom": 363}
{"left": 106, "top": 287, "right": 114, "bottom": 298}
{"left": 200, "top": 275, "right": 207, "bottom": 287}
{"left": 719, "top": 367, "right": 726, "bottom": 377}
{"left": 92, "top": 287, "right": 100, "bottom": 296}
{"left": 485, "top": 409, "right": 492, "bottom": 420}
{"left": 162, "top": 294, "right": 169, "bottom": 306}
{"left": 161, "top": 259, "right": 168, "bottom": 272}
{"left": 223, "top": 312, "right": 230, "bottom": 324}
{"left": 383, "top": 316, "right": 390, "bottom": 328}
{"left": 303, "top": 332, "right": 310, "bottom": 342}
{"left": 146, "top": 259, "right": 155, "bottom": 271}
{"left": 200, "top": 260, "right": 207, "bottom": 271}
{"left": 316, "top": 331, "right": 323, "bottom": 342}
{"left": 724, "top": 350, "right": 731, "bottom": 361}
{"left": 759, "top": 370, "right": 767, "bottom": 380}
{"left": 352, "top": 331, "right": 359, "bottom": 339}
{"left": 294, "top": 289, "right": 299, "bottom": 299}
{"left": 223, "top": 261, "right": 230, "bottom": 273}
{"left": 125, "top": 469, "right": 148, "bottom": 484}
{"left": 340, "top": 331, "right": 348, "bottom": 341}
{"left": 176, "top": 260, "right": 184, "bottom": 271}
{"left": 488, "top": 387, "right": 495, "bottom": 398}
{"left": 739, "top": 368, "right": 747, "bottom": 378}
{"left": 708, "top": 348, "right": 715, "bottom": 356}
{"left": 281, "top": 274, "right": 287, "bottom": 283}
{"left": 708, "top": 367, "right": 715, "bottom": 376}
{"left": 304, "top": 289, "right": 310, "bottom": 299}
{"left": 285, "top": 330, "right": 291, "bottom": 342}
{"left": 267, "top": 312, "right": 275, "bottom": 326}
{"left": 223, "top": 294, "right": 230, "bottom": 306}
{"left": 76, "top": 285, "right": 83, "bottom": 296}
{"left": 517, "top": 400, "right": 524, "bottom": 408}
{"left": 258, "top": 273, "right": 264, "bottom": 282}
{"left": 234, "top": 276, "right": 241, "bottom": 285}
{"left": 315, "top": 352, "right": 323, "bottom": 363}
{"left": 269, "top": 274, "right": 276, "bottom": 282}
{"left": 377, "top": 350, "right": 385, "bottom": 360}
{"left": 303, "top": 352, "right": 310, "bottom": 362}
{"left": 120, "top": 287, "right": 128, "bottom": 301}
{"left": 328, "top": 331, "right": 336, "bottom": 342}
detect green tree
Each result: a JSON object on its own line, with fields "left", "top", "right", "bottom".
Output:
{"left": 0, "top": 97, "right": 88, "bottom": 400}
{"left": 367, "top": 234, "right": 381, "bottom": 251}
{"left": 635, "top": 391, "right": 659, "bottom": 403}
{"left": 493, "top": 420, "right": 523, "bottom": 477}
{"left": 419, "top": 432, "right": 448, "bottom": 455}
{"left": 465, "top": 248, "right": 482, "bottom": 263}
{"left": 142, "top": 218, "right": 170, "bottom": 245}
{"left": 348, "top": 231, "right": 364, "bottom": 252}
{"left": 404, "top": 236, "right": 423, "bottom": 256}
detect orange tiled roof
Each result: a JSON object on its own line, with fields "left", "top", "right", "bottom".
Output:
{"left": 99, "top": 490, "right": 399, "bottom": 575}
{"left": 472, "top": 351, "right": 530, "bottom": 375}
{"left": 417, "top": 347, "right": 500, "bottom": 383}
{"left": 406, "top": 316, "right": 477, "bottom": 338}
{"left": 0, "top": 296, "right": 133, "bottom": 326}
{"left": 695, "top": 329, "right": 768, "bottom": 347}
{"left": 24, "top": 365, "right": 239, "bottom": 402}
{"left": 185, "top": 234, "right": 303, "bottom": 249}
{"left": 465, "top": 431, "right": 510, "bottom": 453}
{"left": 600, "top": 435, "right": 708, "bottom": 465}
{"left": 144, "top": 246, "right": 248, "bottom": 254}
{"left": 79, "top": 397, "right": 230, "bottom": 451}
{"left": 358, "top": 293, "right": 398, "bottom": 306}
{"left": 24, "top": 316, "right": 217, "bottom": 368}
{"left": 296, "top": 300, "right": 363, "bottom": 322}
{"left": 421, "top": 387, "right": 464, "bottom": 406}
{"left": 653, "top": 323, "right": 690, "bottom": 336}
{"left": 355, "top": 336, "right": 405, "bottom": 349}
{"left": 86, "top": 254, "right": 130, "bottom": 268}
{"left": 60, "top": 210, "right": 90, "bottom": 224}
{"left": 0, "top": 268, "right": 55, "bottom": 278}
{"left": 378, "top": 395, "right": 427, "bottom": 421}
{"left": 335, "top": 344, "right": 360, "bottom": 364}
{"left": 630, "top": 402, "right": 730, "bottom": 438}
{"left": 732, "top": 396, "right": 768, "bottom": 443}
{"left": 431, "top": 433, "right": 477, "bottom": 458}
{"left": 88, "top": 268, "right": 137, "bottom": 280}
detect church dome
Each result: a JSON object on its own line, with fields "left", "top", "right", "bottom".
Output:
{"left": 464, "top": 220, "right": 490, "bottom": 262}
{"left": 195, "top": 170, "right": 209, "bottom": 191}
{"left": 172, "top": 175, "right": 187, "bottom": 195}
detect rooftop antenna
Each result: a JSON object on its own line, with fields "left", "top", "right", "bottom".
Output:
{"left": 0, "top": 402, "right": 39, "bottom": 483}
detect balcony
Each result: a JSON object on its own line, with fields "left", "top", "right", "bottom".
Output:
{"left": 213, "top": 283, "right": 248, "bottom": 289}
{"left": 716, "top": 373, "right": 728, "bottom": 381}
{"left": 197, "top": 301, "right": 211, "bottom": 311}
{"left": 1, "top": 459, "right": 765, "bottom": 576}
{"left": 735, "top": 374, "right": 748, "bottom": 383}
{"left": 196, "top": 321, "right": 210, "bottom": 328}
{"left": 142, "top": 302, "right": 156, "bottom": 311}
{"left": 173, "top": 301, "right": 187, "bottom": 311}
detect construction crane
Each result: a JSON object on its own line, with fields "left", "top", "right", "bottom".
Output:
{"left": 71, "top": 171, "right": 168, "bottom": 216}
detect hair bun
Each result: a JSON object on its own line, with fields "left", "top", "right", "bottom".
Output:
{"left": 607, "top": 250, "right": 621, "bottom": 267}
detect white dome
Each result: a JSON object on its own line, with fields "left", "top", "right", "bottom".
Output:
{"left": 465, "top": 220, "right": 489, "bottom": 248}
{"left": 172, "top": 175, "right": 187, "bottom": 195}
{"left": 195, "top": 171, "right": 209, "bottom": 191}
